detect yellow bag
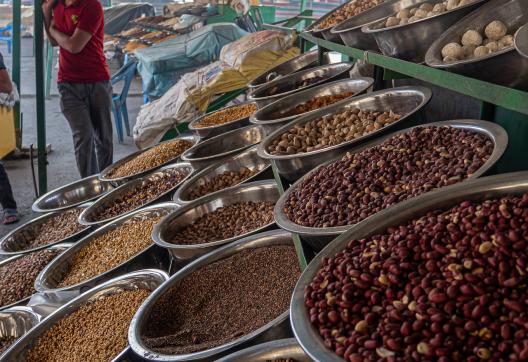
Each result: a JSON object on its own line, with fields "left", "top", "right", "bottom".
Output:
{"left": 0, "top": 106, "right": 15, "bottom": 159}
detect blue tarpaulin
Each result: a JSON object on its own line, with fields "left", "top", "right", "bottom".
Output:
{"left": 135, "top": 23, "right": 248, "bottom": 97}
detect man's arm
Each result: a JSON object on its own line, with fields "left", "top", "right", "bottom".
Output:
{"left": 0, "top": 52, "right": 12, "bottom": 93}
{"left": 49, "top": 24, "right": 92, "bottom": 54}
{"left": 42, "top": 0, "right": 58, "bottom": 46}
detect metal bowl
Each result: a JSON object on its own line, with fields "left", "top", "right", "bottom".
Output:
{"left": 153, "top": 180, "right": 279, "bottom": 261}
{"left": 0, "top": 243, "right": 70, "bottom": 311}
{"left": 173, "top": 146, "right": 272, "bottom": 204}
{"left": 290, "top": 171, "right": 528, "bottom": 362}
{"left": 188, "top": 102, "right": 256, "bottom": 139}
{"left": 303, "top": 1, "right": 353, "bottom": 43}
{"left": 515, "top": 23, "right": 528, "bottom": 58}
{"left": 425, "top": 0, "right": 528, "bottom": 89}
{"left": 34, "top": 203, "right": 178, "bottom": 294}
{"left": 79, "top": 163, "right": 194, "bottom": 226}
{"left": 181, "top": 125, "right": 264, "bottom": 170}
{"left": 257, "top": 86, "right": 432, "bottom": 182}
{"left": 331, "top": 0, "right": 423, "bottom": 50}
{"left": 361, "top": 0, "right": 488, "bottom": 62}
{"left": 0, "top": 306, "right": 41, "bottom": 357}
{"left": 274, "top": 119, "right": 508, "bottom": 250}
{"left": 32, "top": 175, "right": 113, "bottom": 213}
{"left": 248, "top": 50, "right": 320, "bottom": 90}
{"left": 250, "top": 77, "right": 374, "bottom": 136}
{"left": 129, "top": 230, "right": 296, "bottom": 361}
{"left": 248, "top": 63, "right": 353, "bottom": 109}
{"left": 0, "top": 205, "right": 90, "bottom": 256}
{"left": 215, "top": 338, "right": 312, "bottom": 362}
{"left": 2, "top": 269, "right": 169, "bottom": 361}
{"left": 99, "top": 134, "right": 199, "bottom": 185}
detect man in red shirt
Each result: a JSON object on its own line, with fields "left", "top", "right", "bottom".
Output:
{"left": 42, "top": 0, "right": 113, "bottom": 178}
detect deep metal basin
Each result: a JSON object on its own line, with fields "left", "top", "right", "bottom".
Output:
{"left": 0, "top": 307, "right": 41, "bottom": 358}
{"left": 257, "top": 86, "right": 432, "bottom": 182}
{"left": 99, "top": 134, "right": 199, "bottom": 185}
{"left": 290, "top": 171, "right": 528, "bottom": 362}
{"left": 362, "top": 0, "right": 488, "bottom": 62}
{"left": 181, "top": 125, "right": 264, "bottom": 170}
{"left": 79, "top": 163, "right": 193, "bottom": 226}
{"left": 2, "top": 270, "right": 169, "bottom": 362}
{"left": 129, "top": 230, "right": 297, "bottom": 361}
{"left": 34, "top": 203, "right": 178, "bottom": 294}
{"left": 32, "top": 175, "right": 113, "bottom": 213}
{"left": 215, "top": 338, "right": 312, "bottom": 362}
{"left": 249, "top": 77, "right": 374, "bottom": 136}
{"left": 248, "top": 63, "right": 353, "bottom": 109}
{"left": 248, "top": 50, "right": 321, "bottom": 90}
{"left": 515, "top": 23, "right": 528, "bottom": 58}
{"left": 274, "top": 120, "right": 508, "bottom": 250}
{"left": 425, "top": 0, "right": 528, "bottom": 89}
{"left": 153, "top": 180, "right": 279, "bottom": 261}
{"left": 173, "top": 146, "right": 272, "bottom": 204}
{"left": 0, "top": 205, "right": 90, "bottom": 256}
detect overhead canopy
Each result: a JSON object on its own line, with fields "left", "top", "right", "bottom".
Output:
{"left": 104, "top": 2, "right": 155, "bottom": 35}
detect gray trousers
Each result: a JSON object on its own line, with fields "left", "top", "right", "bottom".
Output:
{"left": 58, "top": 81, "right": 113, "bottom": 178}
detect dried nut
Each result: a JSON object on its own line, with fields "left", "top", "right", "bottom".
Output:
{"left": 284, "top": 92, "right": 354, "bottom": 117}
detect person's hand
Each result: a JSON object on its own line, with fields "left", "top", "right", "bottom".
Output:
{"left": 41, "top": 0, "right": 57, "bottom": 15}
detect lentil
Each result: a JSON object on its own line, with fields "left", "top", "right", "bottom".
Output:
{"left": 108, "top": 139, "right": 193, "bottom": 178}
{"left": 142, "top": 246, "right": 300, "bottom": 354}
{"left": 285, "top": 126, "right": 493, "bottom": 227}
{"left": 188, "top": 167, "right": 260, "bottom": 200}
{"left": 0, "top": 336, "right": 16, "bottom": 354}
{"left": 315, "top": 0, "right": 385, "bottom": 30}
{"left": 170, "top": 201, "right": 274, "bottom": 245}
{"left": 305, "top": 192, "right": 528, "bottom": 361}
{"left": 25, "top": 289, "right": 149, "bottom": 362}
{"left": 283, "top": 92, "right": 355, "bottom": 117}
{"left": 58, "top": 216, "right": 163, "bottom": 287}
{"left": 194, "top": 103, "right": 257, "bottom": 128}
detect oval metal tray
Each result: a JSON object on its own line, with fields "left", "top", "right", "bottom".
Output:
{"left": 79, "top": 163, "right": 193, "bottom": 226}
{"left": 303, "top": 0, "right": 356, "bottom": 43}
{"left": 34, "top": 202, "right": 178, "bottom": 294}
{"left": 153, "top": 179, "right": 279, "bottom": 261}
{"left": 2, "top": 269, "right": 169, "bottom": 361}
{"left": 290, "top": 171, "right": 528, "bottom": 362}
{"left": 250, "top": 77, "right": 374, "bottom": 136}
{"left": 215, "top": 338, "right": 312, "bottom": 362}
{"left": 257, "top": 86, "right": 432, "bottom": 182}
{"left": 173, "top": 145, "right": 271, "bottom": 204}
{"left": 129, "top": 230, "right": 296, "bottom": 361}
{"left": 515, "top": 23, "right": 528, "bottom": 58}
{"left": 274, "top": 119, "right": 508, "bottom": 250}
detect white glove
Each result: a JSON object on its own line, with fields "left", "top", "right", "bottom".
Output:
{"left": 0, "top": 82, "right": 20, "bottom": 108}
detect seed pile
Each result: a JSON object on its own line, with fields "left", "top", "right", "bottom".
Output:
{"left": 315, "top": 0, "right": 385, "bottom": 30}
{"left": 268, "top": 108, "right": 400, "bottom": 155}
{"left": 93, "top": 168, "right": 188, "bottom": 221}
{"left": 0, "top": 336, "right": 16, "bottom": 354}
{"left": 18, "top": 208, "right": 85, "bottom": 251}
{"left": 58, "top": 216, "right": 163, "bottom": 287}
{"left": 285, "top": 126, "right": 493, "bottom": 228}
{"left": 194, "top": 103, "right": 257, "bottom": 128}
{"left": 25, "top": 289, "right": 149, "bottom": 362}
{"left": 142, "top": 246, "right": 301, "bottom": 354}
{"left": 108, "top": 139, "right": 193, "bottom": 178}
{"left": 188, "top": 167, "right": 260, "bottom": 200}
{"left": 0, "top": 249, "right": 60, "bottom": 307}
{"left": 170, "top": 201, "right": 274, "bottom": 245}
{"left": 264, "top": 75, "right": 327, "bottom": 97}
{"left": 306, "top": 193, "right": 528, "bottom": 361}
{"left": 283, "top": 92, "right": 355, "bottom": 117}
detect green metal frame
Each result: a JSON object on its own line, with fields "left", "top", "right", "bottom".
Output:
{"left": 12, "top": 0, "right": 21, "bottom": 149}
{"left": 34, "top": 0, "right": 47, "bottom": 194}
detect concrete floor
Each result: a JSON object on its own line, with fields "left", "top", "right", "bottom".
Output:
{"left": 0, "top": 39, "right": 144, "bottom": 236}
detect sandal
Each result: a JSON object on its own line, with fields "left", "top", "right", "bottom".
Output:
{"left": 2, "top": 209, "right": 19, "bottom": 225}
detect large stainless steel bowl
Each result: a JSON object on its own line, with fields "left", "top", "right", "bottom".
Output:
{"left": 515, "top": 23, "right": 528, "bottom": 58}
{"left": 274, "top": 120, "right": 508, "bottom": 250}
{"left": 425, "top": 0, "right": 528, "bottom": 89}
{"left": 361, "top": 0, "right": 488, "bottom": 62}
{"left": 215, "top": 338, "right": 312, "bottom": 362}
{"left": 2, "top": 269, "right": 169, "bottom": 362}
{"left": 32, "top": 175, "right": 113, "bottom": 213}
{"left": 250, "top": 77, "right": 374, "bottom": 136}
{"left": 129, "top": 230, "right": 297, "bottom": 361}
{"left": 34, "top": 203, "right": 178, "bottom": 294}
{"left": 153, "top": 180, "right": 279, "bottom": 261}
{"left": 290, "top": 171, "right": 528, "bottom": 362}
{"left": 79, "top": 163, "right": 193, "bottom": 226}
{"left": 248, "top": 63, "right": 353, "bottom": 109}
{"left": 0, "top": 307, "right": 41, "bottom": 358}
{"left": 181, "top": 125, "right": 264, "bottom": 170}
{"left": 303, "top": 0, "right": 353, "bottom": 43}
{"left": 257, "top": 86, "right": 432, "bottom": 182}
{"left": 188, "top": 102, "right": 256, "bottom": 139}
{"left": 0, "top": 205, "right": 90, "bottom": 256}
{"left": 173, "top": 146, "right": 272, "bottom": 204}
{"left": 248, "top": 50, "right": 321, "bottom": 90}
{"left": 99, "top": 134, "right": 199, "bottom": 185}
{"left": 331, "top": 0, "right": 422, "bottom": 50}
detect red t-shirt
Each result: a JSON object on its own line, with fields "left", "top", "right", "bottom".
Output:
{"left": 53, "top": 0, "right": 110, "bottom": 83}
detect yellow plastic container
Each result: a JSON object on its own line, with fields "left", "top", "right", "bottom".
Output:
{"left": 0, "top": 106, "right": 15, "bottom": 159}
